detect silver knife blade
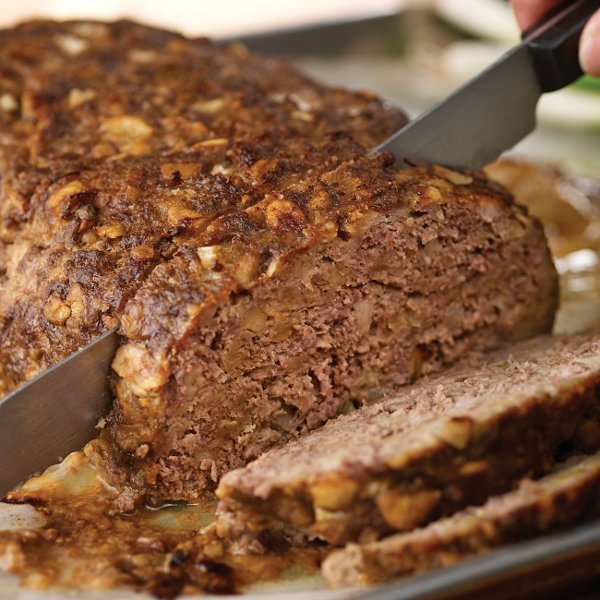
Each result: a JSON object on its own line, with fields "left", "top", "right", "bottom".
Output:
{"left": 374, "top": 44, "right": 542, "bottom": 170}
{"left": 0, "top": 329, "right": 118, "bottom": 496}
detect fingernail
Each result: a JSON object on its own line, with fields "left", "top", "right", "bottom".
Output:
{"left": 580, "top": 21, "right": 600, "bottom": 77}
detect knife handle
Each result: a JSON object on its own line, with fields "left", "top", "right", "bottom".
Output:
{"left": 522, "top": 0, "right": 600, "bottom": 92}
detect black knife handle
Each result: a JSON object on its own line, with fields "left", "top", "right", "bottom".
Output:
{"left": 522, "top": 0, "right": 600, "bottom": 92}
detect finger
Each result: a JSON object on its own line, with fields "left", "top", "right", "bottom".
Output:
{"left": 510, "top": 0, "right": 563, "bottom": 30}
{"left": 580, "top": 8, "right": 600, "bottom": 77}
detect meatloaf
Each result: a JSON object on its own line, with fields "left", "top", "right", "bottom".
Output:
{"left": 322, "top": 450, "right": 600, "bottom": 588}
{"left": 0, "top": 20, "right": 557, "bottom": 506}
{"left": 216, "top": 334, "right": 600, "bottom": 545}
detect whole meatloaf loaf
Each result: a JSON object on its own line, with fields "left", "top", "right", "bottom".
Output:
{"left": 216, "top": 334, "right": 600, "bottom": 546}
{"left": 0, "top": 20, "right": 557, "bottom": 506}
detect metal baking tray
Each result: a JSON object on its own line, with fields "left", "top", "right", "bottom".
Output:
{"left": 219, "top": 10, "right": 403, "bottom": 55}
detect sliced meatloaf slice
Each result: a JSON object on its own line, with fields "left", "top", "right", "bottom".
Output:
{"left": 216, "top": 334, "right": 600, "bottom": 545}
{"left": 0, "top": 20, "right": 557, "bottom": 506}
{"left": 322, "top": 451, "right": 600, "bottom": 587}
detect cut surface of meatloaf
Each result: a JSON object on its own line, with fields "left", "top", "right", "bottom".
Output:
{"left": 0, "top": 20, "right": 557, "bottom": 505}
{"left": 322, "top": 451, "right": 600, "bottom": 588}
{"left": 216, "top": 334, "right": 600, "bottom": 545}
{"left": 92, "top": 169, "right": 556, "bottom": 506}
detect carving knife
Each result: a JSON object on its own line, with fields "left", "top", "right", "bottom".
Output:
{"left": 0, "top": 330, "right": 117, "bottom": 495}
{"left": 375, "top": 0, "right": 600, "bottom": 169}
{"left": 0, "top": 0, "right": 597, "bottom": 496}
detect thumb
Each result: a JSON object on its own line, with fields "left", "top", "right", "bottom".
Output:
{"left": 580, "top": 9, "right": 600, "bottom": 77}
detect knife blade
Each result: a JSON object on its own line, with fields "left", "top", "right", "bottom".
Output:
{"left": 0, "top": 329, "right": 118, "bottom": 495}
{"left": 0, "top": 0, "right": 597, "bottom": 497}
{"left": 375, "top": 0, "right": 600, "bottom": 169}
{"left": 374, "top": 44, "right": 541, "bottom": 170}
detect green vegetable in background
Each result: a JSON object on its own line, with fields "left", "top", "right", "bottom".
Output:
{"left": 573, "top": 76, "right": 600, "bottom": 93}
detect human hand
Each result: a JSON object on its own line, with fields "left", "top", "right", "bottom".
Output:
{"left": 511, "top": 0, "right": 600, "bottom": 76}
